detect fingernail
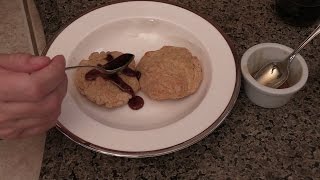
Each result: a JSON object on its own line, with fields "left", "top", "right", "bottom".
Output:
{"left": 53, "top": 55, "right": 66, "bottom": 66}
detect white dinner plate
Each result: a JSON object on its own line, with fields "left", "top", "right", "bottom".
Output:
{"left": 44, "top": 1, "right": 240, "bottom": 157}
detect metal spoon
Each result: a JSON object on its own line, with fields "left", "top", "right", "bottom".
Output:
{"left": 254, "top": 24, "right": 320, "bottom": 88}
{"left": 65, "top": 53, "right": 134, "bottom": 74}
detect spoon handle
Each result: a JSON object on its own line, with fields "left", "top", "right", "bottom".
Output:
{"left": 65, "top": 65, "right": 109, "bottom": 73}
{"left": 288, "top": 23, "right": 320, "bottom": 64}
{"left": 65, "top": 65, "right": 97, "bottom": 70}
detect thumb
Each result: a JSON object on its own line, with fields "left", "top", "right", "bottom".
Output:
{"left": 0, "top": 53, "right": 51, "bottom": 73}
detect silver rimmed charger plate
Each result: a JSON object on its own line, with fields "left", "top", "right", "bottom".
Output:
{"left": 43, "top": 1, "right": 240, "bottom": 158}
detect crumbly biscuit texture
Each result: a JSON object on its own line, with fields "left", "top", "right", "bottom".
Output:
{"left": 137, "top": 46, "right": 203, "bottom": 100}
{"left": 74, "top": 51, "right": 140, "bottom": 108}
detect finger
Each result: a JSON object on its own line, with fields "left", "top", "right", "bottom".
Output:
{"left": 0, "top": 53, "right": 50, "bottom": 73}
{"left": 0, "top": 128, "right": 23, "bottom": 140}
{"left": 0, "top": 76, "right": 67, "bottom": 121}
{"left": 16, "top": 120, "right": 56, "bottom": 139}
{"left": 0, "top": 70, "right": 34, "bottom": 101}
{"left": 0, "top": 115, "right": 57, "bottom": 131}
{"left": 0, "top": 115, "right": 57, "bottom": 139}
{"left": 0, "top": 128, "right": 15, "bottom": 139}
{"left": 30, "top": 55, "right": 66, "bottom": 99}
{"left": 0, "top": 58, "right": 66, "bottom": 102}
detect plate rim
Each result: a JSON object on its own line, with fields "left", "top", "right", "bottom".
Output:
{"left": 43, "top": 0, "right": 241, "bottom": 158}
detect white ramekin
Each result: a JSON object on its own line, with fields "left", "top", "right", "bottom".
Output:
{"left": 241, "top": 43, "right": 308, "bottom": 108}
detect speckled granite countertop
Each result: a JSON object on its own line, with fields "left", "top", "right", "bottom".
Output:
{"left": 35, "top": 0, "right": 320, "bottom": 179}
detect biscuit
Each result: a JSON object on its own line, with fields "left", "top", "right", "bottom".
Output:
{"left": 137, "top": 46, "right": 203, "bottom": 100}
{"left": 74, "top": 51, "right": 140, "bottom": 108}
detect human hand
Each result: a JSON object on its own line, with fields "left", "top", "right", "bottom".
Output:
{"left": 0, "top": 53, "right": 67, "bottom": 139}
